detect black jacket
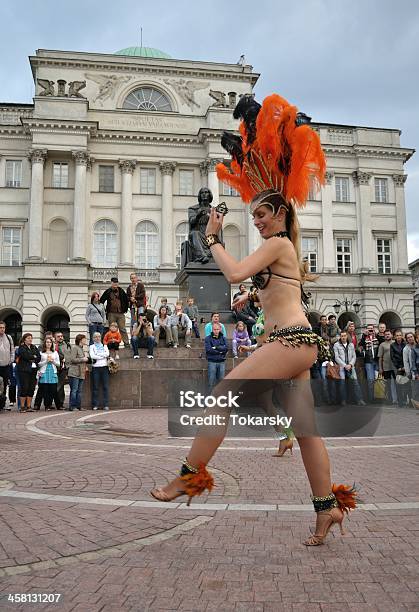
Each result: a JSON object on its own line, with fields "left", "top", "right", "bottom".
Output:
{"left": 390, "top": 341, "right": 406, "bottom": 371}
{"left": 126, "top": 282, "right": 146, "bottom": 308}
{"left": 100, "top": 287, "right": 129, "bottom": 314}
{"left": 16, "top": 344, "right": 41, "bottom": 373}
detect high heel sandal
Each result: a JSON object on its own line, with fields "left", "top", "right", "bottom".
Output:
{"left": 273, "top": 437, "right": 293, "bottom": 457}
{"left": 303, "top": 484, "right": 357, "bottom": 546}
{"left": 150, "top": 458, "right": 214, "bottom": 506}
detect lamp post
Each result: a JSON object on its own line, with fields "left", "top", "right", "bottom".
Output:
{"left": 333, "top": 298, "right": 361, "bottom": 315}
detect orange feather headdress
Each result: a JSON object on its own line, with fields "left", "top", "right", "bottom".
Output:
{"left": 216, "top": 94, "right": 326, "bottom": 212}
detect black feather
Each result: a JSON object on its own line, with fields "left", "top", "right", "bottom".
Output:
{"left": 221, "top": 132, "right": 244, "bottom": 166}
{"left": 233, "top": 94, "right": 261, "bottom": 145}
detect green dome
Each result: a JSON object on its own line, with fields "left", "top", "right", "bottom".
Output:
{"left": 114, "top": 46, "right": 172, "bottom": 59}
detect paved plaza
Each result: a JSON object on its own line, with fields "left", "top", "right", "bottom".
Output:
{"left": 0, "top": 407, "right": 418, "bottom": 612}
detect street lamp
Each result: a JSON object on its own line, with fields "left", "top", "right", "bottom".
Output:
{"left": 333, "top": 298, "right": 361, "bottom": 315}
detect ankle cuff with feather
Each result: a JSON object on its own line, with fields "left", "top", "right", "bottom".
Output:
{"left": 180, "top": 458, "right": 199, "bottom": 476}
{"left": 311, "top": 493, "right": 339, "bottom": 512}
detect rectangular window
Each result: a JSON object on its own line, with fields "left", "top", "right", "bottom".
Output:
{"left": 335, "top": 177, "right": 350, "bottom": 202}
{"left": 336, "top": 238, "right": 352, "bottom": 274}
{"left": 52, "top": 162, "right": 68, "bottom": 188}
{"left": 140, "top": 168, "right": 156, "bottom": 194}
{"left": 375, "top": 178, "right": 388, "bottom": 203}
{"left": 377, "top": 238, "right": 392, "bottom": 274}
{"left": 302, "top": 237, "right": 318, "bottom": 273}
{"left": 222, "top": 183, "right": 239, "bottom": 197}
{"left": 179, "top": 170, "right": 194, "bottom": 196}
{"left": 98, "top": 165, "right": 114, "bottom": 192}
{"left": 5, "top": 160, "right": 22, "bottom": 188}
{"left": 1, "top": 227, "right": 21, "bottom": 266}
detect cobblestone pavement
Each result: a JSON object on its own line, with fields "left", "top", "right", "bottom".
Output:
{"left": 0, "top": 407, "right": 418, "bottom": 611}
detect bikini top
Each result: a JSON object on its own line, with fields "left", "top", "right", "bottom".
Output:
{"left": 250, "top": 231, "right": 310, "bottom": 308}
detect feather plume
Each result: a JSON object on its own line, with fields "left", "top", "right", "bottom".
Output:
{"left": 180, "top": 464, "right": 214, "bottom": 499}
{"left": 332, "top": 483, "right": 358, "bottom": 514}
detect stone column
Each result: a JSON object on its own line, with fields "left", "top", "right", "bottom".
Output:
{"left": 321, "top": 170, "right": 335, "bottom": 272}
{"left": 393, "top": 174, "right": 409, "bottom": 272}
{"left": 353, "top": 170, "right": 373, "bottom": 272}
{"left": 199, "top": 160, "right": 209, "bottom": 188}
{"left": 246, "top": 210, "right": 261, "bottom": 255}
{"left": 207, "top": 158, "right": 222, "bottom": 207}
{"left": 159, "top": 161, "right": 176, "bottom": 267}
{"left": 72, "top": 151, "right": 89, "bottom": 261}
{"left": 0, "top": 155, "right": 5, "bottom": 188}
{"left": 119, "top": 159, "right": 137, "bottom": 266}
{"left": 27, "top": 149, "right": 47, "bottom": 260}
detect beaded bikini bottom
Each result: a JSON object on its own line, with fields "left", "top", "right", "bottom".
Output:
{"left": 266, "top": 325, "right": 331, "bottom": 362}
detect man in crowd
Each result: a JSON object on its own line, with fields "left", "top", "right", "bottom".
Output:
{"left": 54, "top": 331, "right": 72, "bottom": 409}
{"left": 378, "top": 329, "right": 397, "bottom": 404}
{"left": 183, "top": 297, "right": 201, "bottom": 339}
{"left": 126, "top": 272, "right": 146, "bottom": 330}
{"left": 333, "top": 330, "right": 365, "bottom": 406}
{"left": 377, "top": 322, "right": 387, "bottom": 346}
{"left": 327, "top": 314, "right": 340, "bottom": 345}
{"left": 100, "top": 277, "right": 129, "bottom": 348}
{"left": 205, "top": 322, "right": 228, "bottom": 391}
{"left": 359, "top": 323, "right": 380, "bottom": 402}
{"left": 169, "top": 303, "right": 192, "bottom": 348}
{"left": 204, "top": 312, "right": 227, "bottom": 338}
{"left": 0, "top": 321, "right": 14, "bottom": 411}
{"left": 131, "top": 313, "right": 155, "bottom": 359}
{"left": 314, "top": 315, "right": 330, "bottom": 342}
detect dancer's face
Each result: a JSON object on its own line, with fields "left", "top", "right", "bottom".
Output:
{"left": 252, "top": 205, "right": 284, "bottom": 239}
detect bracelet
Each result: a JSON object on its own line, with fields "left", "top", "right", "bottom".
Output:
{"left": 248, "top": 288, "right": 259, "bottom": 302}
{"left": 205, "top": 233, "right": 222, "bottom": 247}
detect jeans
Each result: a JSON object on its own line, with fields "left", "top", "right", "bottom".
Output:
{"left": 91, "top": 366, "right": 109, "bottom": 408}
{"left": 89, "top": 323, "right": 104, "bottom": 344}
{"left": 69, "top": 377, "right": 84, "bottom": 409}
{"left": 208, "top": 361, "right": 226, "bottom": 391}
{"left": 171, "top": 326, "right": 191, "bottom": 346}
{"left": 383, "top": 370, "right": 397, "bottom": 403}
{"left": 0, "top": 364, "right": 10, "bottom": 409}
{"left": 131, "top": 335, "right": 154, "bottom": 356}
{"left": 338, "top": 367, "right": 363, "bottom": 404}
{"left": 364, "top": 362, "right": 377, "bottom": 401}
{"left": 191, "top": 320, "right": 200, "bottom": 338}
{"left": 38, "top": 382, "right": 58, "bottom": 409}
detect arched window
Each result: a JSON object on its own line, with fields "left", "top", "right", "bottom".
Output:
{"left": 92, "top": 220, "right": 118, "bottom": 267}
{"left": 175, "top": 222, "right": 188, "bottom": 268}
{"left": 224, "top": 224, "right": 241, "bottom": 261}
{"left": 135, "top": 221, "right": 160, "bottom": 269}
{"left": 48, "top": 219, "right": 69, "bottom": 263}
{"left": 123, "top": 87, "right": 172, "bottom": 112}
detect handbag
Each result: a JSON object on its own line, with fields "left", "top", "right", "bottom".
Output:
{"left": 374, "top": 376, "right": 386, "bottom": 400}
{"left": 326, "top": 363, "right": 341, "bottom": 380}
{"left": 396, "top": 374, "right": 409, "bottom": 385}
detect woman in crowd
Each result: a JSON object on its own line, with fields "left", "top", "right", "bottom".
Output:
{"left": 68, "top": 334, "right": 89, "bottom": 411}
{"left": 86, "top": 292, "right": 106, "bottom": 345}
{"left": 17, "top": 333, "right": 41, "bottom": 412}
{"left": 37, "top": 336, "right": 60, "bottom": 411}
{"left": 153, "top": 305, "right": 173, "bottom": 347}
{"left": 232, "top": 321, "right": 251, "bottom": 358}
{"left": 89, "top": 331, "right": 110, "bottom": 411}
{"left": 345, "top": 321, "right": 358, "bottom": 351}
{"left": 151, "top": 93, "right": 357, "bottom": 545}
{"left": 391, "top": 329, "right": 408, "bottom": 406}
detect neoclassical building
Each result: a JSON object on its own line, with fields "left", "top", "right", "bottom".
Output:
{"left": 0, "top": 45, "right": 415, "bottom": 342}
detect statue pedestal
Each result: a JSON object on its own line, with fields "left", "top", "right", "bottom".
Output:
{"left": 175, "top": 262, "right": 234, "bottom": 324}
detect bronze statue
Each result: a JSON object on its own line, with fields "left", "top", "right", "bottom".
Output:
{"left": 181, "top": 188, "right": 227, "bottom": 266}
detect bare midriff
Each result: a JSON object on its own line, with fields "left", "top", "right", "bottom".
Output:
{"left": 258, "top": 275, "right": 310, "bottom": 338}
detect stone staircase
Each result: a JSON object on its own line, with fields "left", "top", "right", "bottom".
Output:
{"left": 81, "top": 328, "right": 246, "bottom": 409}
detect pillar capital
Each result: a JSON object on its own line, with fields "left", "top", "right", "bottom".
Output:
{"left": 72, "top": 150, "right": 90, "bottom": 166}
{"left": 28, "top": 149, "right": 47, "bottom": 165}
{"left": 325, "top": 170, "right": 334, "bottom": 185}
{"left": 352, "top": 170, "right": 372, "bottom": 186}
{"left": 119, "top": 159, "right": 137, "bottom": 174}
{"left": 159, "top": 161, "right": 176, "bottom": 176}
{"left": 392, "top": 174, "right": 407, "bottom": 187}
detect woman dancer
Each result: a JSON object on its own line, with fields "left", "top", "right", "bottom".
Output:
{"left": 151, "top": 94, "right": 357, "bottom": 545}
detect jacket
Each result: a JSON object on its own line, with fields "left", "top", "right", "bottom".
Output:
{"left": 333, "top": 341, "right": 356, "bottom": 367}
{"left": 403, "top": 344, "right": 415, "bottom": 378}
{"left": 390, "top": 341, "right": 406, "bottom": 371}
{"left": 359, "top": 333, "right": 379, "bottom": 363}
{"left": 183, "top": 304, "right": 199, "bottom": 321}
{"left": 38, "top": 351, "right": 60, "bottom": 376}
{"left": 132, "top": 321, "right": 154, "bottom": 338}
{"left": 410, "top": 346, "right": 419, "bottom": 376}
{"left": 327, "top": 323, "right": 340, "bottom": 345}
{"left": 68, "top": 345, "right": 88, "bottom": 379}
{"left": 55, "top": 340, "right": 72, "bottom": 370}
{"left": 85, "top": 302, "right": 106, "bottom": 325}
{"left": 103, "top": 330, "right": 122, "bottom": 345}
{"left": 205, "top": 333, "right": 228, "bottom": 363}
{"left": 100, "top": 287, "right": 129, "bottom": 314}
{"left": 16, "top": 344, "right": 41, "bottom": 373}
{"left": 89, "top": 343, "right": 109, "bottom": 368}
{"left": 153, "top": 314, "right": 171, "bottom": 328}
{"left": 0, "top": 333, "right": 14, "bottom": 366}
{"left": 126, "top": 282, "right": 146, "bottom": 308}
{"left": 169, "top": 312, "right": 192, "bottom": 330}
{"left": 204, "top": 322, "right": 227, "bottom": 337}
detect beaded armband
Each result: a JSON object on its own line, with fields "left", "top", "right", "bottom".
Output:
{"left": 205, "top": 234, "right": 222, "bottom": 247}
{"left": 248, "top": 288, "right": 259, "bottom": 302}
{"left": 311, "top": 493, "right": 339, "bottom": 513}
{"left": 180, "top": 458, "right": 199, "bottom": 476}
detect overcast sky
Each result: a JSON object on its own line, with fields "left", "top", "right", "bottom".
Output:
{"left": 1, "top": 0, "right": 418, "bottom": 260}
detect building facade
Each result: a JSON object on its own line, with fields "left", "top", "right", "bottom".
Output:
{"left": 0, "top": 46, "right": 415, "bottom": 342}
